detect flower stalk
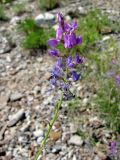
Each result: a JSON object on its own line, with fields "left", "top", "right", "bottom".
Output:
{"left": 34, "top": 93, "right": 63, "bottom": 160}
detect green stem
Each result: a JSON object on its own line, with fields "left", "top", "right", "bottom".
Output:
{"left": 34, "top": 93, "right": 63, "bottom": 160}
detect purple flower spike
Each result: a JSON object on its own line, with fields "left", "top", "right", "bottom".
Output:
{"left": 116, "top": 74, "right": 120, "bottom": 85}
{"left": 48, "top": 49, "right": 59, "bottom": 57}
{"left": 64, "top": 33, "right": 77, "bottom": 48}
{"left": 56, "top": 57, "right": 63, "bottom": 68}
{"left": 75, "top": 53, "right": 84, "bottom": 64}
{"left": 48, "top": 38, "right": 59, "bottom": 48}
{"left": 66, "top": 56, "right": 75, "bottom": 68}
{"left": 56, "top": 27, "right": 63, "bottom": 40}
{"left": 48, "top": 12, "right": 84, "bottom": 98}
{"left": 76, "top": 36, "right": 82, "bottom": 45}
{"left": 72, "top": 71, "right": 81, "bottom": 81}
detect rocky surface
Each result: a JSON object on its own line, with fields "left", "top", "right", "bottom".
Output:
{"left": 0, "top": 0, "right": 120, "bottom": 160}
{"left": 35, "top": 13, "right": 55, "bottom": 26}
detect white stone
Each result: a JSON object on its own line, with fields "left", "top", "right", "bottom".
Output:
{"left": 78, "top": 6, "right": 87, "bottom": 15}
{"left": 44, "top": 12, "right": 55, "bottom": 21}
{"left": 10, "top": 16, "right": 21, "bottom": 25}
{"left": 102, "top": 36, "right": 110, "bottom": 42}
{"left": 33, "top": 129, "right": 44, "bottom": 138}
{"left": 35, "top": 13, "right": 55, "bottom": 26}
{"left": 10, "top": 92, "right": 23, "bottom": 101}
{"left": 73, "top": 155, "right": 77, "bottom": 160}
{"left": 52, "top": 24, "right": 59, "bottom": 31}
{"left": 8, "top": 109, "right": 25, "bottom": 127}
{"left": 69, "top": 135, "right": 83, "bottom": 146}
{"left": 82, "top": 98, "right": 89, "bottom": 107}
{"left": 35, "top": 14, "right": 44, "bottom": 23}
{"left": 6, "top": 56, "right": 11, "bottom": 62}
{"left": 89, "top": 116, "right": 99, "bottom": 122}
{"left": 37, "top": 137, "right": 44, "bottom": 144}
{"left": 65, "top": 15, "right": 71, "bottom": 21}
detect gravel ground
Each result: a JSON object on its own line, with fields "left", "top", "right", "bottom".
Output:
{"left": 0, "top": 0, "right": 120, "bottom": 160}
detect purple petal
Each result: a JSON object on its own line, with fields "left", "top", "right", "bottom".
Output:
{"left": 72, "top": 21, "right": 78, "bottom": 30}
{"left": 66, "top": 56, "right": 72, "bottom": 65}
{"left": 72, "top": 71, "right": 81, "bottom": 81}
{"left": 56, "top": 27, "right": 63, "bottom": 40}
{"left": 48, "top": 38, "right": 59, "bottom": 47}
{"left": 62, "top": 83, "right": 69, "bottom": 91}
{"left": 48, "top": 49, "right": 59, "bottom": 57}
{"left": 76, "top": 36, "right": 82, "bottom": 45}
{"left": 56, "top": 57, "right": 63, "bottom": 68}
{"left": 64, "top": 34, "right": 69, "bottom": 48}
{"left": 64, "top": 33, "right": 77, "bottom": 48}
{"left": 66, "top": 56, "right": 75, "bottom": 68}
{"left": 64, "top": 22, "right": 71, "bottom": 32}
{"left": 75, "top": 53, "right": 84, "bottom": 64}
{"left": 52, "top": 67, "right": 61, "bottom": 78}
{"left": 57, "top": 12, "right": 64, "bottom": 24}
{"left": 50, "top": 77, "right": 57, "bottom": 86}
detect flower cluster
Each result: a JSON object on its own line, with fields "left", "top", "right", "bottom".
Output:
{"left": 109, "top": 141, "right": 117, "bottom": 156}
{"left": 48, "top": 13, "right": 82, "bottom": 50}
{"left": 116, "top": 74, "right": 120, "bottom": 85}
{"left": 48, "top": 12, "right": 84, "bottom": 100}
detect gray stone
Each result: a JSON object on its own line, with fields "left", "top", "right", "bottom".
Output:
{"left": 69, "top": 123, "right": 78, "bottom": 134}
{"left": 8, "top": 109, "right": 25, "bottom": 127}
{"left": 0, "top": 27, "right": 7, "bottom": 33}
{"left": 33, "top": 86, "right": 41, "bottom": 94}
{"left": 13, "top": 148, "right": 20, "bottom": 157}
{"left": 68, "top": 149, "right": 74, "bottom": 158}
{"left": 27, "top": 95, "right": 34, "bottom": 106}
{"left": 18, "top": 134, "right": 30, "bottom": 146}
{"left": 0, "top": 125, "right": 7, "bottom": 140}
{"left": 0, "top": 86, "right": 5, "bottom": 92}
{"left": 20, "top": 121, "right": 31, "bottom": 132}
{"left": 35, "top": 13, "right": 55, "bottom": 26}
{"left": 10, "top": 92, "right": 23, "bottom": 101}
{"left": 9, "top": 139, "right": 16, "bottom": 148}
{"left": 0, "top": 36, "right": 12, "bottom": 54}
{"left": 68, "top": 135, "right": 83, "bottom": 146}
{"left": 52, "top": 145, "right": 62, "bottom": 154}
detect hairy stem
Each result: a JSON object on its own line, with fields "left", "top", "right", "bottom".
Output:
{"left": 34, "top": 93, "right": 63, "bottom": 160}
